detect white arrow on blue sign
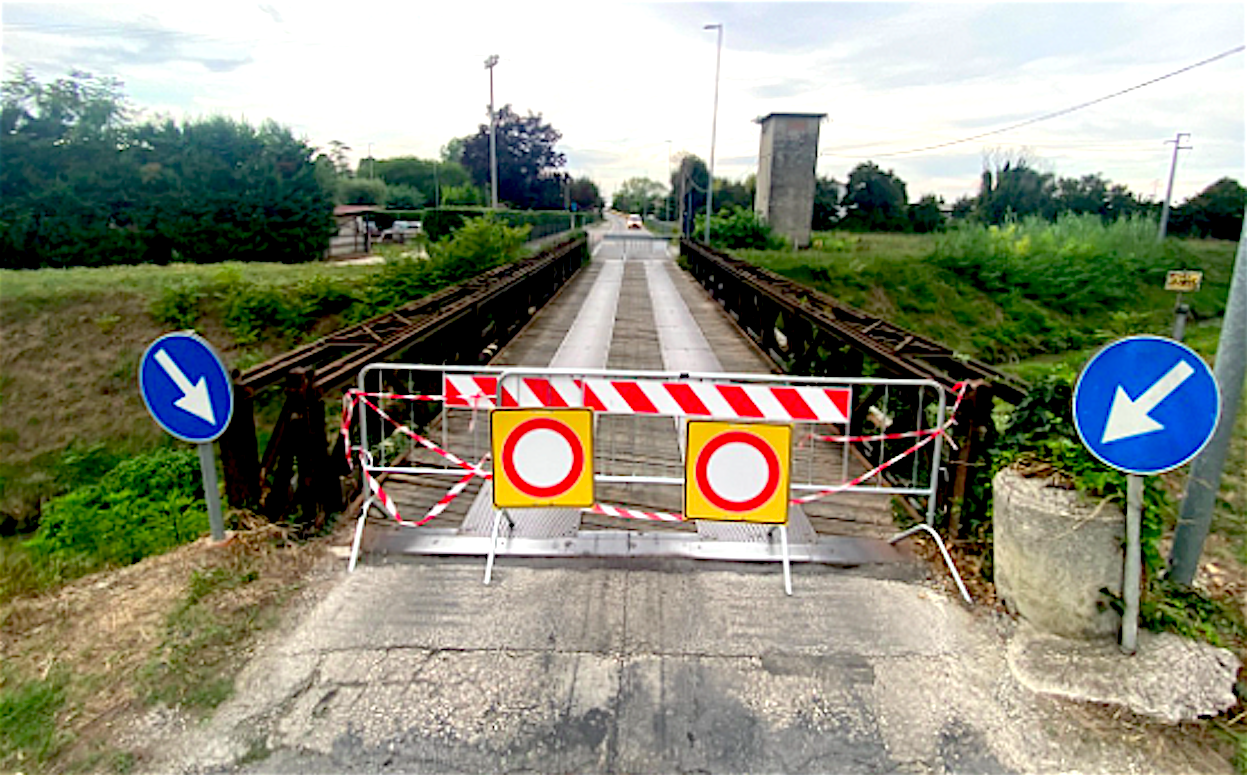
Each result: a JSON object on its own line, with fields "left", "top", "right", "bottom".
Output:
{"left": 139, "top": 332, "right": 234, "bottom": 443}
{"left": 1073, "top": 335, "right": 1220, "bottom": 475}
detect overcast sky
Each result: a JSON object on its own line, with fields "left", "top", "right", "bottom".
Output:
{"left": 3, "top": 2, "right": 1244, "bottom": 204}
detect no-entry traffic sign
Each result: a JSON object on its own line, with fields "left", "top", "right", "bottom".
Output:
{"left": 491, "top": 408, "right": 594, "bottom": 508}
{"left": 685, "top": 421, "right": 792, "bottom": 523}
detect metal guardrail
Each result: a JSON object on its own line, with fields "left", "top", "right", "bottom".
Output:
{"left": 680, "top": 237, "right": 1028, "bottom": 532}
{"left": 218, "top": 236, "right": 589, "bottom": 528}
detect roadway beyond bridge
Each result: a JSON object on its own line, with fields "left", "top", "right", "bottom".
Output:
{"left": 154, "top": 215, "right": 1226, "bottom": 774}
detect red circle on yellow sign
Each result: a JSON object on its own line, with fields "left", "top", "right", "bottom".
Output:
{"left": 693, "top": 430, "right": 781, "bottom": 512}
{"left": 500, "top": 416, "right": 586, "bottom": 498}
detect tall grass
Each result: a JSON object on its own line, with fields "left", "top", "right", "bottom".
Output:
{"left": 932, "top": 214, "right": 1169, "bottom": 315}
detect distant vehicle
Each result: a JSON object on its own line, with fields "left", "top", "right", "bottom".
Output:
{"left": 626, "top": 214, "right": 643, "bottom": 230}
{"left": 381, "top": 220, "right": 422, "bottom": 243}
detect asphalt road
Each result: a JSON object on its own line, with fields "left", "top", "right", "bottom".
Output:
{"left": 147, "top": 216, "right": 1229, "bottom": 775}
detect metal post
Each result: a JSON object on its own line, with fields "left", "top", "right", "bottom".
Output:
{"left": 1122, "top": 474, "right": 1143, "bottom": 654}
{"left": 485, "top": 55, "right": 500, "bottom": 210}
{"left": 1172, "top": 292, "right": 1189, "bottom": 341}
{"left": 1157, "top": 132, "right": 1191, "bottom": 241}
{"left": 197, "top": 442, "right": 226, "bottom": 541}
{"left": 704, "top": 23, "right": 723, "bottom": 244}
{"left": 1170, "top": 212, "right": 1247, "bottom": 584}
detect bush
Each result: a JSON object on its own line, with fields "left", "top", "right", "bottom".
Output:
{"left": 384, "top": 184, "right": 425, "bottom": 210}
{"left": 24, "top": 449, "right": 207, "bottom": 579}
{"left": 695, "top": 206, "right": 786, "bottom": 250}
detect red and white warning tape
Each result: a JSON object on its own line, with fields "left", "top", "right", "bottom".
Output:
{"left": 586, "top": 503, "right": 686, "bottom": 522}
{"left": 364, "top": 468, "right": 402, "bottom": 521}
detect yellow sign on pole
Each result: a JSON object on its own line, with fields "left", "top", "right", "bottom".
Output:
{"left": 491, "top": 408, "right": 594, "bottom": 508}
{"left": 1165, "top": 270, "right": 1204, "bottom": 293}
{"left": 684, "top": 421, "right": 792, "bottom": 523}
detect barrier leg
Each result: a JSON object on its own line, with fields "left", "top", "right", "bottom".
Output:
{"left": 347, "top": 498, "right": 372, "bottom": 573}
{"left": 780, "top": 524, "right": 793, "bottom": 597}
{"left": 484, "top": 508, "right": 508, "bottom": 585}
{"left": 890, "top": 523, "right": 972, "bottom": 605}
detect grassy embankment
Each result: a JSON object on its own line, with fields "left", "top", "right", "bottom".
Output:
{"left": 737, "top": 220, "right": 1245, "bottom": 624}
{"left": 0, "top": 219, "right": 539, "bottom": 771}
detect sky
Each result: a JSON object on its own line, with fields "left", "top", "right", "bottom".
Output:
{"left": 3, "top": 2, "right": 1244, "bottom": 205}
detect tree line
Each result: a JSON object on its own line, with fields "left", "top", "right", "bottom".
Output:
{"left": 1, "top": 69, "right": 606, "bottom": 270}
{"left": 611, "top": 150, "right": 1244, "bottom": 241}
{"left": 2, "top": 69, "right": 337, "bottom": 269}
{"left": 348, "top": 106, "right": 604, "bottom": 213}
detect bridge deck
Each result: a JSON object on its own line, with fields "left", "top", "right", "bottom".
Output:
{"left": 362, "top": 223, "right": 902, "bottom": 558}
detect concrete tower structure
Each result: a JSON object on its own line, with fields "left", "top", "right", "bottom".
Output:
{"left": 754, "top": 113, "right": 826, "bottom": 248}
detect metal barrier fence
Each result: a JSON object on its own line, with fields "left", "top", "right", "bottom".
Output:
{"left": 344, "top": 364, "right": 966, "bottom": 596}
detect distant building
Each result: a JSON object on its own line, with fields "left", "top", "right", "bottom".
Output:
{"left": 327, "top": 205, "right": 380, "bottom": 258}
{"left": 754, "top": 113, "right": 826, "bottom": 248}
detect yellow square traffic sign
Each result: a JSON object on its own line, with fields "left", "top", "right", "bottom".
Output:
{"left": 684, "top": 421, "right": 792, "bottom": 523}
{"left": 491, "top": 408, "right": 594, "bottom": 508}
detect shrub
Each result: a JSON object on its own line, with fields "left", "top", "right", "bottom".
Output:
{"left": 24, "top": 449, "right": 207, "bottom": 579}
{"left": 695, "top": 206, "right": 786, "bottom": 250}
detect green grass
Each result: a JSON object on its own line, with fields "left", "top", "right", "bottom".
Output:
{"left": 738, "top": 225, "right": 1237, "bottom": 363}
{"left": 0, "top": 666, "right": 68, "bottom": 770}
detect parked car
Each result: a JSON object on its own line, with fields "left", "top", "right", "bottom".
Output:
{"left": 381, "top": 220, "right": 422, "bottom": 243}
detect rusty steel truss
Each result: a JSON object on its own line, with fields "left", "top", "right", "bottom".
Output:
{"left": 680, "top": 238, "right": 1029, "bottom": 533}
{"left": 217, "top": 236, "right": 588, "bottom": 529}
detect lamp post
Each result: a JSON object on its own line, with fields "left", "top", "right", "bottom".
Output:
{"left": 485, "top": 54, "right": 500, "bottom": 209}
{"left": 704, "top": 23, "right": 723, "bottom": 244}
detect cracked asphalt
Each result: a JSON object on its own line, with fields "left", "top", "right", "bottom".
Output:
{"left": 143, "top": 555, "right": 1230, "bottom": 774}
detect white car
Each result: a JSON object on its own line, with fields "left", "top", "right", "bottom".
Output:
{"left": 626, "top": 214, "right": 643, "bottom": 230}
{"left": 381, "top": 220, "right": 422, "bottom": 243}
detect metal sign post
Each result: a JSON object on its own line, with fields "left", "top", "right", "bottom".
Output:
{"left": 1165, "top": 271, "right": 1203, "bottom": 342}
{"left": 1073, "top": 335, "right": 1220, "bottom": 654}
{"left": 139, "top": 331, "right": 235, "bottom": 542}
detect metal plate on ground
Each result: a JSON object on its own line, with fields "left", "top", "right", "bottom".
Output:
{"left": 695, "top": 504, "right": 817, "bottom": 543}
{"left": 365, "top": 526, "right": 906, "bottom": 566}
{"left": 459, "top": 480, "right": 582, "bottom": 538}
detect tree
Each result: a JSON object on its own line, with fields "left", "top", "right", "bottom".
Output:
{"left": 908, "top": 194, "right": 945, "bottom": 233}
{"left": 1054, "top": 173, "right": 1109, "bottom": 217}
{"left": 369, "top": 156, "right": 471, "bottom": 205}
{"left": 949, "top": 195, "right": 976, "bottom": 221}
{"left": 812, "top": 176, "right": 842, "bottom": 230}
{"left": 460, "top": 105, "right": 566, "bottom": 209}
{"left": 326, "top": 140, "right": 353, "bottom": 176}
{"left": 612, "top": 177, "right": 665, "bottom": 215}
{"left": 977, "top": 157, "right": 1056, "bottom": 224}
{"left": 337, "top": 177, "right": 388, "bottom": 205}
{"left": 840, "top": 162, "right": 909, "bottom": 232}
{"left": 2, "top": 70, "right": 334, "bottom": 268}
{"left": 671, "top": 153, "right": 710, "bottom": 232}
{"left": 712, "top": 177, "right": 752, "bottom": 213}
{"left": 568, "top": 176, "right": 603, "bottom": 210}
{"left": 1169, "top": 178, "right": 1246, "bottom": 240}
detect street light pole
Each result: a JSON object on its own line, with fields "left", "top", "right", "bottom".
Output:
{"left": 704, "top": 23, "right": 723, "bottom": 244}
{"left": 485, "top": 54, "right": 500, "bottom": 210}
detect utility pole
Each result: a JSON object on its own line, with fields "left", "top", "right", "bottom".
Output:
{"left": 485, "top": 54, "right": 500, "bottom": 210}
{"left": 1169, "top": 212, "right": 1247, "bottom": 585}
{"left": 704, "top": 23, "right": 723, "bottom": 244}
{"left": 367, "top": 142, "right": 374, "bottom": 179}
{"left": 1157, "top": 132, "right": 1192, "bottom": 240}
{"left": 666, "top": 139, "right": 673, "bottom": 222}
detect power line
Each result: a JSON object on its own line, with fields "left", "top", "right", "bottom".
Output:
{"left": 819, "top": 45, "right": 1244, "bottom": 160}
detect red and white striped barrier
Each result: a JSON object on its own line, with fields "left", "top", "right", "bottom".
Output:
{"left": 450, "top": 374, "right": 852, "bottom": 423}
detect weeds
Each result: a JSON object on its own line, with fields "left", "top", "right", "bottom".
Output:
{"left": 0, "top": 666, "right": 69, "bottom": 770}
{"left": 140, "top": 560, "right": 268, "bottom": 711}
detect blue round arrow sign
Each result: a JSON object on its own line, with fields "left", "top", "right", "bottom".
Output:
{"left": 139, "top": 332, "right": 234, "bottom": 443}
{"left": 1073, "top": 335, "right": 1220, "bottom": 475}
